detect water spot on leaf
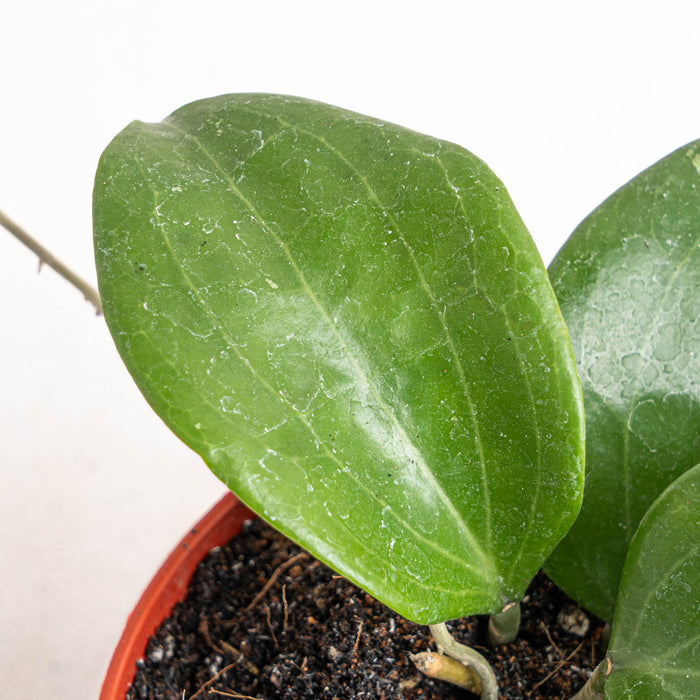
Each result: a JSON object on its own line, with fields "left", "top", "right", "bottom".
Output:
{"left": 621, "top": 353, "right": 643, "bottom": 373}
{"left": 387, "top": 537, "right": 433, "bottom": 581}
{"left": 680, "top": 293, "right": 697, "bottom": 321}
{"left": 653, "top": 323, "right": 681, "bottom": 361}
{"left": 642, "top": 363, "right": 659, "bottom": 386}
{"left": 635, "top": 310, "right": 654, "bottom": 333}
{"left": 220, "top": 396, "right": 243, "bottom": 415}
{"left": 587, "top": 356, "right": 622, "bottom": 388}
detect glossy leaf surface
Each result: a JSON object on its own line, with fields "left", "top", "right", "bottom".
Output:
{"left": 94, "top": 94, "right": 584, "bottom": 624}
{"left": 605, "top": 463, "right": 700, "bottom": 699}
{"left": 546, "top": 140, "right": 700, "bottom": 620}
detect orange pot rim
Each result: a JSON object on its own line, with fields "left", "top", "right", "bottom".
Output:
{"left": 100, "top": 491, "right": 255, "bottom": 699}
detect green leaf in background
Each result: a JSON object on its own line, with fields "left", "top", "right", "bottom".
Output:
{"left": 605, "top": 463, "right": 700, "bottom": 699}
{"left": 546, "top": 140, "right": 700, "bottom": 621}
{"left": 93, "top": 94, "right": 584, "bottom": 624}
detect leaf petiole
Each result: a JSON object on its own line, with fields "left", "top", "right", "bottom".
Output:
{"left": 487, "top": 601, "right": 521, "bottom": 646}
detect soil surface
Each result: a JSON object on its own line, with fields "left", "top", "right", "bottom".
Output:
{"left": 128, "top": 518, "right": 606, "bottom": 700}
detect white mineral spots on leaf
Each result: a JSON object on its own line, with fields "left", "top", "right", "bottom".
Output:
{"left": 642, "top": 363, "right": 659, "bottom": 386}
{"left": 579, "top": 245, "right": 697, "bottom": 406}
{"left": 587, "top": 355, "right": 622, "bottom": 388}
{"left": 387, "top": 538, "right": 433, "bottom": 580}
{"left": 249, "top": 448, "right": 313, "bottom": 521}
{"left": 621, "top": 353, "right": 643, "bottom": 372}
{"left": 635, "top": 310, "right": 654, "bottom": 334}
{"left": 680, "top": 293, "right": 697, "bottom": 322}
{"left": 653, "top": 323, "right": 682, "bottom": 362}
{"left": 143, "top": 289, "right": 215, "bottom": 340}
{"left": 219, "top": 396, "right": 243, "bottom": 415}
{"left": 390, "top": 307, "right": 446, "bottom": 361}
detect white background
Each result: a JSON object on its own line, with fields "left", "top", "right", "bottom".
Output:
{"left": 1, "top": 1, "right": 699, "bottom": 697}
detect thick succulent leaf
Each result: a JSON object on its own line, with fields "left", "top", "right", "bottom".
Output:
{"left": 605, "top": 463, "right": 700, "bottom": 699}
{"left": 546, "top": 140, "right": 700, "bottom": 620}
{"left": 93, "top": 94, "right": 584, "bottom": 624}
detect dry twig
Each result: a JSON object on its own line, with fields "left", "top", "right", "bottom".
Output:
{"left": 281, "top": 584, "right": 289, "bottom": 632}
{"left": 219, "top": 640, "right": 259, "bottom": 675}
{"left": 352, "top": 619, "right": 364, "bottom": 654}
{"left": 0, "top": 209, "right": 102, "bottom": 314}
{"left": 189, "top": 663, "right": 238, "bottom": 700}
{"left": 245, "top": 552, "right": 308, "bottom": 612}
{"left": 541, "top": 621, "right": 563, "bottom": 658}
{"left": 209, "top": 691, "right": 262, "bottom": 700}
{"left": 530, "top": 640, "right": 585, "bottom": 692}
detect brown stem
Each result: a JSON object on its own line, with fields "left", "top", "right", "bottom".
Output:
{"left": 0, "top": 209, "right": 102, "bottom": 314}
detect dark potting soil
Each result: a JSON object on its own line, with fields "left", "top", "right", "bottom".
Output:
{"left": 128, "top": 518, "right": 607, "bottom": 700}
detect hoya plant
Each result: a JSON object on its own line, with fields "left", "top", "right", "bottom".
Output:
{"left": 92, "top": 94, "right": 586, "bottom": 697}
{"left": 4, "top": 95, "right": 697, "bottom": 698}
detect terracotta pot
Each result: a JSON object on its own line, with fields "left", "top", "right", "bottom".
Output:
{"left": 100, "top": 492, "right": 255, "bottom": 700}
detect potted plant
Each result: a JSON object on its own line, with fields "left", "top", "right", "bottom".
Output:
{"left": 5, "top": 94, "right": 698, "bottom": 698}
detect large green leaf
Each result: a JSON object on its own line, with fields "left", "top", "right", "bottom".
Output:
{"left": 546, "top": 140, "right": 700, "bottom": 620}
{"left": 605, "top": 463, "right": 700, "bottom": 699}
{"left": 93, "top": 94, "right": 584, "bottom": 624}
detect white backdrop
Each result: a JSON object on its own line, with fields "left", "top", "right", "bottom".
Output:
{"left": 1, "top": 1, "right": 699, "bottom": 697}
